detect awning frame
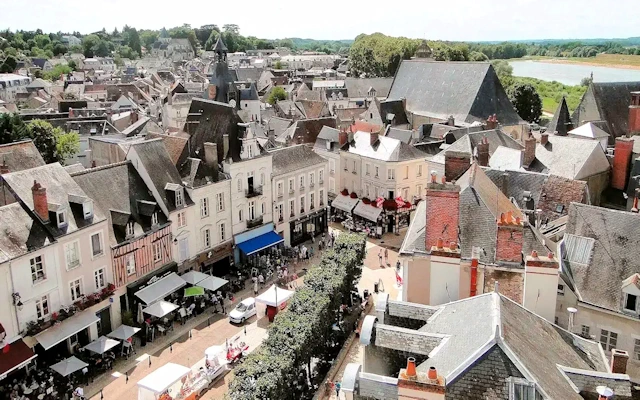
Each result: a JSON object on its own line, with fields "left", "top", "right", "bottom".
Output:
{"left": 34, "top": 310, "right": 100, "bottom": 350}
{"left": 134, "top": 272, "right": 186, "bottom": 305}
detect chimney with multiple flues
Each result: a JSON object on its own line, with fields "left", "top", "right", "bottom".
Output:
{"left": 444, "top": 151, "right": 471, "bottom": 182}
{"left": 523, "top": 130, "right": 537, "bottom": 166}
{"left": 425, "top": 173, "right": 460, "bottom": 252}
{"left": 611, "top": 138, "right": 633, "bottom": 191}
{"left": 610, "top": 349, "right": 629, "bottom": 374}
{"left": 31, "top": 180, "right": 49, "bottom": 223}
{"left": 398, "top": 358, "right": 445, "bottom": 399}
{"left": 495, "top": 211, "right": 524, "bottom": 264}
{"left": 339, "top": 127, "right": 348, "bottom": 147}
{"left": 486, "top": 114, "right": 498, "bottom": 130}
{"left": 476, "top": 136, "right": 489, "bottom": 167}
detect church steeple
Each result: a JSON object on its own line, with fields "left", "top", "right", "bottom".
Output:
{"left": 213, "top": 36, "right": 228, "bottom": 62}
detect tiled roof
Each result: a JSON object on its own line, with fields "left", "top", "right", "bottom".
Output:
{"left": 0, "top": 203, "right": 53, "bottom": 263}
{"left": 533, "top": 135, "right": 610, "bottom": 180}
{"left": 270, "top": 145, "right": 326, "bottom": 177}
{"left": 146, "top": 132, "right": 189, "bottom": 166}
{"left": 344, "top": 78, "right": 393, "bottom": 98}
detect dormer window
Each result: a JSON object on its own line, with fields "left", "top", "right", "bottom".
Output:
{"left": 126, "top": 222, "right": 135, "bottom": 237}
{"left": 151, "top": 212, "right": 159, "bottom": 226}
{"left": 621, "top": 273, "right": 640, "bottom": 315}
{"left": 175, "top": 188, "right": 184, "bottom": 207}
{"left": 507, "top": 377, "right": 542, "bottom": 400}
{"left": 57, "top": 210, "right": 67, "bottom": 228}
{"left": 624, "top": 293, "right": 638, "bottom": 313}
{"left": 83, "top": 200, "right": 94, "bottom": 220}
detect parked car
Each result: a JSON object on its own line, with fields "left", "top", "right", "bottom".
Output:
{"left": 229, "top": 297, "right": 257, "bottom": 324}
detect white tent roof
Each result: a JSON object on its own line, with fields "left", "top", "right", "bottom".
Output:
{"left": 196, "top": 276, "right": 229, "bottom": 292}
{"left": 353, "top": 201, "right": 382, "bottom": 222}
{"left": 35, "top": 310, "right": 100, "bottom": 350}
{"left": 255, "top": 285, "right": 294, "bottom": 307}
{"left": 50, "top": 356, "right": 88, "bottom": 377}
{"left": 331, "top": 195, "right": 359, "bottom": 213}
{"left": 181, "top": 270, "right": 209, "bottom": 285}
{"left": 135, "top": 272, "right": 186, "bottom": 305}
{"left": 205, "top": 345, "right": 224, "bottom": 360}
{"left": 82, "top": 336, "right": 120, "bottom": 354}
{"left": 107, "top": 324, "right": 141, "bottom": 340}
{"left": 137, "top": 363, "right": 191, "bottom": 394}
{"left": 142, "top": 301, "right": 179, "bottom": 318}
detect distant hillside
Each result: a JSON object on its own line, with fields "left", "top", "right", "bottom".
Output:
{"left": 283, "top": 37, "right": 353, "bottom": 54}
{"left": 475, "top": 37, "right": 640, "bottom": 46}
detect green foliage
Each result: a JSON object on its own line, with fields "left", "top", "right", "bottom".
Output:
{"left": 509, "top": 83, "right": 543, "bottom": 123}
{"left": 580, "top": 75, "right": 593, "bottom": 87}
{"left": 123, "top": 26, "right": 142, "bottom": 56}
{"left": 25, "top": 120, "right": 61, "bottom": 163}
{"left": 349, "top": 33, "right": 421, "bottom": 77}
{"left": 273, "top": 60, "right": 282, "bottom": 69}
{"left": 42, "top": 64, "right": 72, "bottom": 81}
{"left": 55, "top": 131, "right": 80, "bottom": 165}
{"left": 168, "top": 24, "right": 199, "bottom": 53}
{"left": 82, "top": 34, "right": 112, "bottom": 57}
{"left": 0, "top": 55, "right": 17, "bottom": 73}
{"left": 117, "top": 45, "right": 138, "bottom": 60}
{"left": 267, "top": 87, "right": 287, "bottom": 105}
{"left": 469, "top": 51, "right": 489, "bottom": 61}
{"left": 139, "top": 30, "right": 159, "bottom": 52}
{"left": 228, "top": 233, "right": 366, "bottom": 400}
{"left": 0, "top": 115, "right": 75, "bottom": 164}
{"left": 67, "top": 59, "right": 77, "bottom": 70}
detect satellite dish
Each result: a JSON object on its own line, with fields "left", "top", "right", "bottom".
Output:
{"left": 229, "top": 99, "right": 236, "bottom": 108}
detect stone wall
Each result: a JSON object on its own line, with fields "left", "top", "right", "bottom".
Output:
{"left": 483, "top": 268, "right": 524, "bottom": 304}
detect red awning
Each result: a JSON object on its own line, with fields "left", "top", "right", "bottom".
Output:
{"left": 0, "top": 339, "right": 37, "bottom": 380}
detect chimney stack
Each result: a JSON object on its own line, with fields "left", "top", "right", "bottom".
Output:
{"left": 610, "top": 349, "right": 629, "bottom": 374}
{"left": 486, "top": 114, "right": 498, "bottom": 130}
{"left": 628, "top": 91, "right": 640, "bottom": 136}
{"left": 370, "top": 131, "right": 379, "bottom": 147}
{"left": 496, "top": 210, "right": 524, "bottom": 264}
{"left": 523, "top": 131, "right": 537, "bottom": 166}
{"left": 31, "top": 180, "right": 49, "bottom": 223}
{"left": 612, "top": 138, "right": 633, "bottom": 190}
{"left": 524, "top": 250, "right": 559, "bottom": 323}
{"left": 204, "top": 142, "right": 219, "bottom": 181}
{"left": 540, "top": 132, "right": 549, "bottom": 145}
{"left": 425, "top": 176, "right": 460, "bottom": 252}
{"left": 476, "top": 136, "right": 489, "bottom": 167}
{"left": 0, "top": 161, "right": 9, "bottom": 175}
{"left": 447, "top": 115, "right": 455, "bottom": 126}
{"left": 222, "top": 134, "right": 229, "bottom": 160}
{"left": 398, "top": 360, "right": 446, "bottom": 400}
{"left": 339, "top": 128, "right": 348, "bottom": 146}
{"left": 444, "top": 151, "right": 471, "bottom": 182}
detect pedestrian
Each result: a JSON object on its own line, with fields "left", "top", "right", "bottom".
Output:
{"left": 253, "top": 280, "right": 258, "bottom": 296}
{"left": 384, "top": 248, "right": 388, "bottom": 264}
{"left": 310, "top": 246, "right": 314, "bottom": 258}
{"left": 335, "top": 381, "right": 341, "bottom": 397}
{"left": 378, "top": 249, "right": 383, "bottom": 267}
{"left": 396, "top": 260, "right": 401, "bottom": 271}
{"left": 258, "top": 273, "right": 265, "bottom": 288}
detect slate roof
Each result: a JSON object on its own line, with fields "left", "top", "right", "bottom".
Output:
{"left": 212, "top": 36, "right": 228, "bottom": 52}
{"left": 1, "top": 163, "right": 106, "bottom": 237}
{"left": 399, "top": 199, "right": 426, "bottom": 255}
{"left": 388, "top": 60, "right": 524, "bottom": 125}
{"left": 568, "top": 122, "right": 610, "bottom": 140}
{"left": 277, "top": 117, "right": 337, "bottom": 145}
{"left": 547, "top": 97, "right": 573, "bottom": 136}
{"left": 431, "top": 129, "right": 523, "bottom": 165}
{"left": 344, "top": 78, "right": 393, "bottom": 98}
{"left": 0, "top": 203, "right": 53, "bottom": 263}
{"left": 233, "top": 67, "right": 262, "bottom": 83}
{"left": 0, "top": 140, "right": 46, "bottom": 174}
{"left": 267, "top": 117, "right": 293, "bottom": 139}
{"left": 384, "top": 127, "right": 413, "bottom": 144}
{"left": 565, "top": 203, "right": 640, "bottom": 311}
{"left": 379, "top": 99, "right": 408, "bottom": 126}
{"left": 72, "top": 162, "right": 167, "bottom": 244}
{"left": 185, "top": 98, "right": 242, "bottom": 163}
{"left": 297, "top": 100, "right": 330, "bottom": 119}
{"left": 572, "top": 82, "right": 640, "bottom": 138}
{"left": 271, "top": 145, "right": 326, "bottom": 177}
{"left": 483, "top": 168, "right": 548, "bottom": 212}
{"left": 146, "top": 132, "right": 190, "bottom": 166}
{"left": 533, "top": 135, "right": 610, "bottom": 180}
{"left": 276, "top": 100, "right": 306, "bottom": 119}
{"left": 345, "top": 131, "right": 425, "bottom": 162}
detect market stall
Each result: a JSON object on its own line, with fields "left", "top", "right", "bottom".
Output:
{"left": 137, "top": 363, "right": 191, "bottom": 400}
{"left": 255, "top": 285, "right": 294, "bottom": 322}
{"left": 330, "top": 192, "right": 359, "bottom": 221}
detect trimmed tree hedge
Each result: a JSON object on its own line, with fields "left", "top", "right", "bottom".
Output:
{"left": 228, "top": 233, "right": 366, "bottom": 400}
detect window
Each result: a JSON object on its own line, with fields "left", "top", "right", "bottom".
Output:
{"left": 309, "top": 172, "right": 315, "bottom": 186}
{"left": 201, "top": 197, "right": 210, "bottom": 218}
{"left": 320, "top": 190, "right": 324, "bottom": 206}
{"left": 57, "top": 210, "right": 67, "bottom": 227}
{"left": 83, "top": 201, "right": 94, "bottom": 220}
{"left": 329, "top": 159, "right": 335, "bottom": 173}
{"left": 30, "top": 256, "right": 45, "bottom": 283}
{"left": 94, "top": 268, "right": 106, "bottom": 290}
{"left": 238, "top": 209, "right": 243, "bottom": 222}
{"left": 417, "top": 164, "right": 423, "bottom": 177}
{"left": 276, "top": 204, "right": 283, "bottom": 221}
{"left": 600, "top": 329, "right": 618, "bottom": 351}
{"left": 290, "top": 199, "right": 295, "bottom": 217}
{"left": 126, "top": 254, "right": 136, "bottom": 276}
{"left": 277, "top": 181, "right": 283, "bottom": 197}
{"left": 65, "top": 241, "right": 80, "bottom": 270}
{"left": 151, "top": 212, "right": 159, "bottom": 226}
{"left": 260, "top": 173, "right": 265, "bottom": 185}
{"left": 300, "top": 196, "right": 305, "bottom": 213}
{"left": 216, "top": 193, "right": 224, "bottom": 211}
{"left": 90, "top": 233, "right": 103, "bottom": 257}
{"left": 289, "top": 178, "right": 295, "bottom": 193}
{"left": 365, "top": 164, "right": 370, "bottom": 175}
{"left": 126, "top": 222, "right": 135, "bottom": 237}
{"left": 153, "top": 242, "right": 162, "bottom": 262}
{"left": 300, "top": 175, "right": 305, "bottom": 188}
{"left": 387, "top": 169, "right": 395, "bottom": 180}
{"left": 219, "top": 222, "right": 226, "bottom": 242}
{"left": 310, "top": 193, "right": 315, "bottom": 209}
{"left": 635, "top": 339, "right": 640, "bottom": 361}
{"left": 416, "top": 185, "right": 423, "bottom": 198}
{"left": 581, "top": 325, "right": 590, "bottom": 338}
{"left": 319, "top": 169, "right": 324, "bottom": 183}
{"left": 557, "top": 284, "right": 565, "bottom": 295}
{"left": 237, "top": 179, "right": 242, "bottom": 192}
{"left": 178, "top": 238, "right": 189, "bottom": 262}
{"left": 405, "top": 166, "right": 409, "bottom": 179}
{"left": 352, "top": 161, "right": 356, "bottom": 173}
{"left": 508, "top": 377, "right": 542, "bottom": 400}
{"left": 35, "top": 295, "right": 50, "bottom": 319}
{"left": 249, "top": 201, "right": 255, "bottom": 220}
{"left": 375, "top": 166, "right": 379, "bottom": 177}
{"left": 70, "top": 278, "right": 83, "bottom": 302}
{"left": 329, "top": 178, "right": 335, "bottom": 193}
{"left": 403, "top": 188, "right": 409, "bottom": 200}
{"left": 624, "top": 293, "right": 638, "bottom": 312}
{"left": 261, "top": 202, "right": 265, "bottom": 214}
{"left": 175, "top": 188, "right": 184, "bottom": 207}
{"left": 203, "top": 228, "right": 211, "bottom": 249}
{"left": 177, "top": 211, "right": 186, "bottom": 228}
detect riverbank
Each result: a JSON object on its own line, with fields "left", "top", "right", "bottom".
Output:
{"left": 523, "top": 55, "right": 640, "bottom": 70}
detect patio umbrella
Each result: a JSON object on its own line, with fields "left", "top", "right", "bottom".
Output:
{"left": 82, "top": 336, "right": 120, "bottom": 354}
{"left": 142, "top": 301, "right": 179, "bottom": 318}
{"left": 196, "top": 276, "right": 229, "bottom": 292}
{"left": 107, "top": 325, "right": 141, "bottom": 341}
{"left": 181, "top": 270, "right": 209, "bottom": 285}
{"left": 137, "top": 302, "right": 144, "bottom": 325}
{"left": 184, "top": 286, "right": 205, "bottom": 297}
{"left": 50, "top": 356, "right": 88, "bottom": 377}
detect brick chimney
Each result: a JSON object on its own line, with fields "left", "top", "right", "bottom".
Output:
{"left": 476, "top": 137, "right": 489, "bottom": 167}
{"left": 0, "top": 161, "right": 9, "bottom": 175}
{"left": 339, "top": 128, "right": 348, "bottom": 146}
{"left": 610, "top": 349, "right": 629, "bottom": 374}
{"left": 485, "top": 114, "right": 498, "bottom": 130}
{"left": 447, "top": 115, "right": 455, "bottom": 126}
{"left": 204, "top": 142, "right": 219, "bottom": 181}
{"left": 629, "top": 91, "right": 640, "bottom": 136}
{"left": 540, "top": 132, "right": 549, "bottom": 145}
{"left": 425, "top": 173, "right": 460, "bottom": 252}
{"left": 444, "top": 151, "right": 471, "bottom": 182}
{"left": 398, "top": 360, "right": 445, "bottom": 400}
{"left": 612, "top": 138, "right": 633, "bottom": 190}
{"left": 523, "top": 131, "right": 537, "bottom": 166}
{"left": 31, "top": 180, "right": 49, "bottom": 222}
{"left": 370, "top": 131, "right": 379, "bottom": 147}
{"left": 495, "top": 211, "right": 524, "bottom": 264}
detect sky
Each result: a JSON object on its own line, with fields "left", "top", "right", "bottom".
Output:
{"left": 2, "top": 0, "right": 639, "bottom": 42}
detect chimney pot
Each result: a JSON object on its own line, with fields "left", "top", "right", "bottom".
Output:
{"left": 499, "top": 213, "right": 505, "bottom": 224}
{"left": 515, "top": 216, "right": 521, "bottom": 225}
{"left": 506, "top": 211, "right": 513, "bottom": 224}
{"left": 610, "top": 349, "right": 629, "bottom": 374}
{"left": 436, "top": 238, "right": 444, "bottom": 249}
{"left": 540, "top": 133, "right": 549, "bottom": 145}
{"left": 547, "top": 252, "right": 554, "bottom": 259}
{"left": 427, "top": 366, "right": 438, "bottom": 381}
{"left": 431, "top": 171, "right": 437, "bottom": 183}
{"left": 450, "top": 242, "right": 457, "bottom": 251}
{"left": 531, "top": 250, "right": 538, "bottom": 258}
{"left": 406, "top": 357, "right": 417, "bottom": 378}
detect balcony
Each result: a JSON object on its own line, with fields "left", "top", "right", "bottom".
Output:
{"left": 310, "top": 182, "right": 315, "bottom": 188}
{"left": 299, "top": 185, "right": 305, "bottom": 192}
{"left": 246, "top": 215, "right": 264, "bottom": 229}
{"left": 244, "top": 186, "right": 263, "bottom": 198}
{"left": 277, "top": 192, "right": 283, "bottom": 199}
{"left": 319, "top": 179, "right": 324, "bottom": 185}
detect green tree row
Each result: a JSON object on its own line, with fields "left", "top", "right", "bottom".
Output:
{"left": 228, "top": 233, "right": 366, "bottom": 400}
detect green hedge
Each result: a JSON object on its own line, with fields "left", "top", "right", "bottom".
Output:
{"left": 228, "top": 233, "right": 366, "bottom": 400}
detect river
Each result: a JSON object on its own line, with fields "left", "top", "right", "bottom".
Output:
{"left": 508, "top": 60, "right": 640, "bottom": 86}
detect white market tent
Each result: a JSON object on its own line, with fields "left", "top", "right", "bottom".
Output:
{"left": 135, "top": 273, "right": 186, "bottom": 305}
{"left": 181, "top": 270, "right": 209, "bottom": 285}
{"left": 142, "top": 301, "right": 179, "bottom": 318}
{"left": 255, "top": 285, "right": 294, "bottom": 307}
{"left": 137, "top": 363, "right": 191, "bottom": 400}
{"left": 50, "top": 356, "right": 88, "bottom": 377}
{"left": 196, "top": 276, "right": 228, "bottom": 292}
{"left": 82, "top": 336, "right": 120, "bottom": 354}
{"left": 108, "top": 324, "right": 141, "bottom": 341}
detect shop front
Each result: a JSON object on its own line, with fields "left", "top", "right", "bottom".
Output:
{"left": 352, "top": 200, "right": 384, "bottom": 238}
{"left": 290, "top": 208, "right": 328, "bottom": 247}
{"left": 234, "top": 223, "right": 284, "bottom": 269}
{"left": 197, "top": 241, "right": 233, "bottom": 277}
{"left": 330, "top": 192, "right": 359, "bottom": 222}
{"left": 124, "top": 262, "right": 178, "bottom": 313}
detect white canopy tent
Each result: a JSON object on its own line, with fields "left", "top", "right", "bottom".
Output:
{"left": 331, "top": 194, "right": 359, "bottom": 213}
{"left": 181, "top": 270, "right": 209, "bottom": 285}
{"left": 50, "top": 356, "right": 88, "bottom": 377}
{"left": 82, "top": 336, "right": 120, "bottom": 354}
{"left": 107, "top": 325, "right": 141, "bottom": 341}
{"left": 255, "top": 285, "right": 294, "bottom": 307}
{"left": 196, "top": 276, "right": 229, "bottom": 292}
{"left": 35, "top": 310, "right": 100, "bottom": 350}
{"left": 353, "top": 201, "right": 383, "bottom": 222}
{"left": 137, "top": 363, "right": 191, "bottom": 400}
{"left": 135, "top": 273, "right": 186, "bottom": 305}
{"left": 142, "top": 301, "right": 179, "bottom": 318}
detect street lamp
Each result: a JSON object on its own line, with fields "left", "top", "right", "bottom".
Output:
{"left": 11, "top": 293, "right": 23, "bottom": 310}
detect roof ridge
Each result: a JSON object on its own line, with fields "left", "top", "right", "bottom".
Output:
{"left": 70, "top": 160, "right": 130, "bottom": 177}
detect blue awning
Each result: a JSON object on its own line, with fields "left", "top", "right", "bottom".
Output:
{"left": 237, "top": 231, "right": 284, "bottom": 256}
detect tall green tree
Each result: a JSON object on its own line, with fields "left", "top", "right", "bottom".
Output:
{"left": 0, "top": 55, "right": 17, "bottom": 73}
{"left": 26, "top": 120, "right": 60, "bottom": 163}
{"left": 509, "top": 83, "right": 542, "bottom": 123}
{"left": 267, "top": 87, "right": 287, "bottom": 105}
{"left": 125, "top": 27, "right": 142, "bottom": 56}
{"left": 55, "top": 131, "right": 80, "bottom": 165}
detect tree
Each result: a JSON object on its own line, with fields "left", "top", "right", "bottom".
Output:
{"left": 491, "top": 59, "right": 514, "bottom": 88}
{"left": 43, "top": 64, "right": 72, "bottom": 81}
{"left": 273, "top": 60, "right": 282, "bottom": 69}
{"left": 509, "top": 83, "right": 542, "bottom": 123}
{"left": 0, "top": 113, "right": 28, "bottom": 145}
{"left": 67, "top": 59, "right": 77, "bottom": 70}
{"left": 0, "top": 55, "right": 17, "bottom": 73}
{"left": 204, "top": 30, "right": 220, "bottom": 51}
{"left": 469, "top": 51, "right": 489, "bottom": 61}
{"left": 140, "top": 30, "right": 159, "bottom": 52}
{"left": 82, "top": 34, "right": 101, "bottom": 57}
{"left": 55, "top": 131, "right": 80, "bottom": 164}
{"left": 580, "top": 75, "right": 594, "bottom": 87}
{"left": 267, "top": 87, "right": 287, "bottom": 105}
{"left": 52, "top": 42, "right": 68, "bottom": 56}
{"left": 117, "top": 45, "right": 138, "bottom": 60}
{"left": 25, "top": 120, "right": 60, "bottom": 163}
{"left": 125, "top": 27, "right": 142, "bottom": 56}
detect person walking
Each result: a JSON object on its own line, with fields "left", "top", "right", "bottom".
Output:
{"left": 378, "top": 249, "right": 383, "bottom": 268}
{"left": 253, "top": 280, "right": 259, "bottom": 296}
{"left": 396, "top": 259, "right": 401, "bottom": 271}
{"left": 335, "top": 381, "right": 341, "bottom": 398}
{"left": 258, "top": 273, "right": 265, "bottom": 288}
